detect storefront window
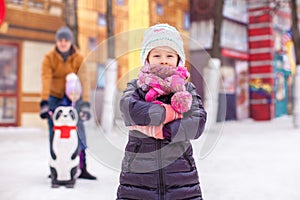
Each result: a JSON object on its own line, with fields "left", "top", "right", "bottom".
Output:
{"left": 97, "top": 13, "right": 106, "bottom": 26}
{"left": 97, "top": 64, "right": 106, "bottom": 88}
{"left": 116, "top": 0, "right": 124, "bottom": 5}
{"left": 88, "top": 37, "right": 97, "bottom": 51}
{"left": 0, "top": 42, "right": 19, "bottom": 125}
{"left": 0, "top": 97, "right": 17, "bottom": 124}
{"left": 183, "top": 11, "right": 190, "bottom": 30}
{"left": 156, "top": 3, "right": 163, "bottom": 15}
{"left": 221, "top": 19, "right": 248, "bottom": 52}
{"left": 220, "top": 66, "right": 235, "bottom": 94}
{"left": 235, "top": 60, "right": 249, "bottom": 119}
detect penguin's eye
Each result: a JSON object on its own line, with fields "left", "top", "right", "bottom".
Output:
{"left": 69, "top": 110, "right": 76, "bottom": 120}
{"left": 55, "top": 110, "right": 63, "bottom": 120}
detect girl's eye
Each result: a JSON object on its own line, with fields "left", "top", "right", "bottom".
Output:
{"left": 167, "top": 55, "right": 175, "bottom": 58}
{"left": 153, "top": 55, "right": 160, "bottom": 58}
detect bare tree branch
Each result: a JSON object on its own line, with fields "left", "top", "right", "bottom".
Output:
{"left": 211, "top": 0, "right": 224, "bottom": 59}
{"left": 63, "top": 0, "right": 79, "bottom": 48}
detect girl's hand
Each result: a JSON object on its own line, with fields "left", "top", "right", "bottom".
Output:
{"left": 162, "top": 104, "right": 183, "bottom": 124}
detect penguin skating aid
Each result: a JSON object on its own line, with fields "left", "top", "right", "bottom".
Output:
{"left": 49, "top": 106, "right": 80, "bottom": 188}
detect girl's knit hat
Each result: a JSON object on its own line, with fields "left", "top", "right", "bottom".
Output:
{"left": 141, "top": 24, "right": 185, "bottom": 66}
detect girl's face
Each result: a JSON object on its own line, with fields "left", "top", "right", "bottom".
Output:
{"left": 147, "top": 46, "right": 179, "bottom": 67}
{"left": 56, "top": 38, "right": 72, "bottom": 53}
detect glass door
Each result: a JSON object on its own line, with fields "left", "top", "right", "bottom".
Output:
{"left": 0, "top": 41, "right": 19, "bottom": 126}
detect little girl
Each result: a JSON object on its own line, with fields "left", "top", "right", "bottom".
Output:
{"left": 117, "top": 24, "right": 207, "bottom": 199}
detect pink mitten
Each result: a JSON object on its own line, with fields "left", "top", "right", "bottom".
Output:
{"left": 171, "top": 91, "right": 192, "bottom": 113}
{"left": 128, "top": 124, "right": 164, "bottom": 140}
{"left": 145, "top": 88, "right": 159, "bottom": 102}
{"left": 162, "top": 104, "right": 183, "bottom": 124}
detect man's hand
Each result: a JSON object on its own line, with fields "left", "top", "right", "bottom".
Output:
{"left": 40, "top": 100, "right": 50, "bottom": 119}
{"left": 79, "top": 102, "right": 91, "bottom": 121}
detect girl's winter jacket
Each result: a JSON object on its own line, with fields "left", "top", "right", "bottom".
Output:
{"left": 41, "top": 46, "right": 90, "bottom": 102}
{"left": 117, "top": 79, "right": 207, "bottom": 200}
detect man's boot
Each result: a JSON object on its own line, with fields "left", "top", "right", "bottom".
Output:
{"left": 78, "top": 150, "right": 97, "bottom": 180}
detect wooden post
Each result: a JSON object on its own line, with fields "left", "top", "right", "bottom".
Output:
{"left": 290, "top": 0, "right": 300, "bottom": 127}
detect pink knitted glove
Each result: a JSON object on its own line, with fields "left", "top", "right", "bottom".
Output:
{"left": 162, "top": 104, "right": 183, "bottom": 124}
{"left": 145, "top": 88, "right": 159, "bottom": 102}
{"left": 171, "top": 91, "right": 192, "bottom": 113}
{"left": 128, "top": 124, "right": 164, "bottom": 140}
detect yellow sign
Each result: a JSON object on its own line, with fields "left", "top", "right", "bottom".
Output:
{"left": 0, "top": 21, "right": 8, "bottom": 33}
{"left": 285, "top": 40, "right": 296, "bottom": 75}
{"left": 128, "top": 0, "right": 149, "bottom": 81}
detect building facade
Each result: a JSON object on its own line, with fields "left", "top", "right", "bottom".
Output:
{"left": 190, "top": 0, "right": 249, "bottom": 121}
{"left": 190, "top": 0, "right": 295, "bottom": 121}
{"left": 0, "top": 0, "right": 189, "bottom": 127}
{"left": 0, "top": 0, "right": 65, "bottom": 127}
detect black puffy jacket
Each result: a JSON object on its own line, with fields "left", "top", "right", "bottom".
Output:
{"left": 117, "top": 79, "right": 207, "bottom": 200}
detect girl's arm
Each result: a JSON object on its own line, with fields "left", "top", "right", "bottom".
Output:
{"left": 163, "top": 82, "right": 207, "bottom": 142}
{"left": 119, "top": 79, "right": 166, "bottom": 126}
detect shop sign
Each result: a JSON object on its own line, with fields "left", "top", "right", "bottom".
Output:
{"left": 0, "top": 0, "right": 6, "bottom": 27}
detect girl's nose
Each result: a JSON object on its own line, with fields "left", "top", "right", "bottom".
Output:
{"left": 160, "top": 59, "right": 168, "bottom": 65}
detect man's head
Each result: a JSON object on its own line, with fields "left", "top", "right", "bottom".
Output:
{"left": 55, "top": 26, "right": 73, "bottom": 53}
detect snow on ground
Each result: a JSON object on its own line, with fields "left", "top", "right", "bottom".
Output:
{"left": 0, "top": 115, "right": 300, "bottom": 200}
{"left": 199, "top": 116, "right": 300, "bottom": 200}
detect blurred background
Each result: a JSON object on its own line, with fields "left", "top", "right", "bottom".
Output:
{"left": 0, "top": 0, "right": 300, "bottom": 130}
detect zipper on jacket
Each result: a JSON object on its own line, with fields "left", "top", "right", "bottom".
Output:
{"left": 157, "top": 140, "right": 165, "bottom": 200}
